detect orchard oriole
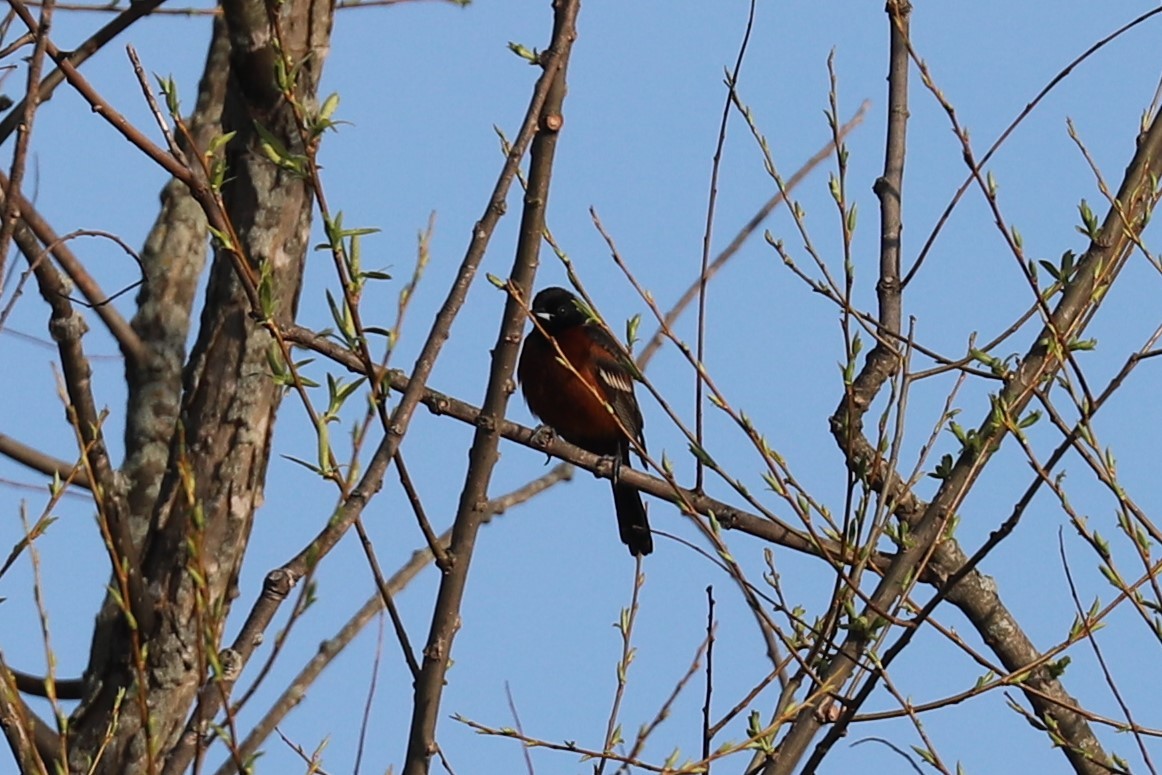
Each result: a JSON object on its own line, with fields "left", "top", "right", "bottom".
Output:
{"left": 517, "top": 287, "right": 653, "bottom": 556}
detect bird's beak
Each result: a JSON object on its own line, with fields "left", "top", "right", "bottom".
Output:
{"left": 533, "top": 311, "right": 551, "bottom": 322}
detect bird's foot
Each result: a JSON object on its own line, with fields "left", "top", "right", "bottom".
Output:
{"left": 603, "top": 453, "right": 621, "bottom": 483}
{"left": 529, "top": 424, "right": 557, "bottom": 462}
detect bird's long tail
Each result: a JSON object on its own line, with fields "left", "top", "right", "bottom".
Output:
{"left": 612, "top": 454, "right": 652, "bottom": 556}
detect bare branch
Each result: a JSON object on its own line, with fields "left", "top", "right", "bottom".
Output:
{"left": 210, "top": 470, "right": 571, "bottom": 775}
{"left": 403, "top": 3, "right": 580, "bottom": 771}
{"left": 0, "top": 433, "right": 89, "bottom": 489}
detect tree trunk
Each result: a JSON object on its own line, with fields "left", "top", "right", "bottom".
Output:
{"left": 66, "top": 0, "right": 334, "bottom": 771}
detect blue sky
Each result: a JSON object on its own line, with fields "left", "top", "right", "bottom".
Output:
{"left": 3, "top": 1, "right": 1162, "bottom": 773}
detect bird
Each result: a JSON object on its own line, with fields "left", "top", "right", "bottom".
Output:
{"left": 517, "top": 286, "right": 653, "bottom": 556}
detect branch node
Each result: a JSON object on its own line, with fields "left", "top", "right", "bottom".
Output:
{"left": 262, "top": 568, "right": 296, "bottom": 602}
{"left": 217, "top": 649, "right": 242, "bottom": 682}
{"left": 48, "top": 312, "right": 87, "bottom": 342}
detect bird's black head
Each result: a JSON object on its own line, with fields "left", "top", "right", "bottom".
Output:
{"left": 529, "top": 286, "right": 588, "bottom": 333}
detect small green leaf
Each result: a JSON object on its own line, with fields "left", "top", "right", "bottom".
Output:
{"left": 625, "top": 313, "right": 641, "bottom": 348}
{"left": 688, "top": 442, "right": 715, "bottom": 467}
{"left": 319, "top": 92, "right": 340, "bottom": 122}
{"left": 1018, "top": 410, "right": 1041, "bottom": 429}
{"left": 1068, "top": 337, "right": 1097, "bottom": 352}
{"left": 1077, "top": 198, "right": 1099, "bottom": 239}
{"left": 507, "top": 41, "right": 540, "bottom": 63}
{"left": 928, "top": 453, "right": 954, "bottom": 480}
{"left": 208, "top": 130, "right": 236, "bottom": 155}
{"left": 155, "top": 74, "right": 180, "bottom": 116}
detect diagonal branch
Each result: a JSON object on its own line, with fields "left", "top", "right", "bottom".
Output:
{"left": 0, "top": 433, "right": 90, "bottom": 490}
{"left": 209, "top": 469, "right": 570, "bottom": 775}
{"left": 637, "top": 102, "right": 869, "bottom": 365}
{"left": 0, "top": 0, "right": 167, "bottom": 146}
{"left": 0, "top": 0, "right": 52, "bottom": 289}
{"left": 163, "top": 3, "right": 583, "bottom": 771}
{"left": 25, "top": 242, "right": 139, "bottom": 606}
{"left": 402, "top": 2, "right": 580, "bottom": 772}
{"left": 0, "top": 174, "right": 146, "bottom": 365}
{"left": 0, "top": 656, "right": 56, "bottom": 774}
{"left": 777, "top": 10, "right": 1162, "bottom": 775}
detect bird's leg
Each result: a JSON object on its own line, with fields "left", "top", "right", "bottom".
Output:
{"left": 529, "top": 424, "right": 557, "bottom": 463}
{"left": 608, "top": 452, "right": 622, "bottom": 485}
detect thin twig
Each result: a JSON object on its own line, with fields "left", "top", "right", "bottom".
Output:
{"left": 1059, "top": 533, "right": 1157, "bottom": 774}
{"left": 901, "top": 6, "right": 1162, "bottom": 287}
{"left": 702, "top": 586, "right": 714, "bottom": 768}
{"left": 353, "top": 612, "right": 386, "bottom": 775}
{"left": 0, "top": 0, "right": 51, "bottom": 285}
{"left": 638, "top": 104, "right": 868, "bottom": 365}
{"left": 210, "top": 472, "right": 570, "bottom": 775}
{"left": 505, "top": 683, "right": 536, "bottom": 775}
{"left": 694, "top": 0, "right": 757, "bottom": 490}
{"left": 598, "top": 563, "right": 644, "bottom": 775}
{"left": 401, "top": 6, "right": 580, "bottom": 771}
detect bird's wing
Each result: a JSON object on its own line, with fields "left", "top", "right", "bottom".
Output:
{"left": 586, "top": 326, "right": 646, "bottom": 453}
